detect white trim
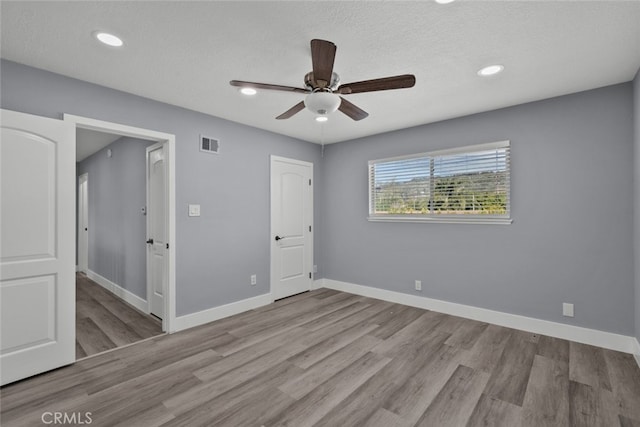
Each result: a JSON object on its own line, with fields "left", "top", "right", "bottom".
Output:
{"left": 311, "top": 279, "right": 324, "bottom": 290}
{"left": 633, "top": 338, "right": 640, "bottom": 369}
{"left": 86, "top": 270, "right": 148, "bottom": 313}
{"left": 367, "top": 216, "right": 512, "bottom": 225}
{"left": 64, "top": 114, "right": 176, "bottom": 333}
{"left": 319, "top": 278, "right": 637, "bottom": 355}
{"left": 173, "top": 293, "right": 272, "bottom": 332}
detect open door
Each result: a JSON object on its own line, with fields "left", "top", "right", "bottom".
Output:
{"left": 146, "top": 142, "right": 166, "bottom": 320}
{"left": 1, "top": 109, "right": 76, "bottom": 385}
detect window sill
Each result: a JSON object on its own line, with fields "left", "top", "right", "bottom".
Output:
{"left": 367, "top": 216, "right": 513, "bottom": 225}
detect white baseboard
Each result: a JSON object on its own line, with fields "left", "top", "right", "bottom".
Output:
{"left": 86, "top": 270, "right": 148, "bottom": 314}
{"left": 320, "top": 278, "right": 638, "bottom": 355}
{"left": 173, "top": 293, "right": 272, "bottom": 332}
{"left": 311, "top": 279, "right": 324, "bottom": 290}
{"left": 633, "top": 338, "right": 640, "bottom": 369}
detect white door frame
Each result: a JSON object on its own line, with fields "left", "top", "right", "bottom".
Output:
{"left": 270, "top": 155, "right": 314, "bottom": 301}
{"left": 77, "top": 173, "right": 88, "bottom": 274}
{"left": 64, "top": 114, "right": 177, "bottom": 333}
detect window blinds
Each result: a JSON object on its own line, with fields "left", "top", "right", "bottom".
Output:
{"left": 369, "top": 141, "right": 510, "bottom": 220}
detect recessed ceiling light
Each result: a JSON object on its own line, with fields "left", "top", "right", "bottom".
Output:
{"left": 435, "top": 0, "right": 455, "bottom": 4}
{"left": 94, "top": 32, "right": 123, "bottom": 47}
{"left": 315, "top": 116, "right": 328, "bottom": 123}
{"left": 477, "top": 64, "right": 504, "bottom": 77}
{"left": 239, "top": 87, "right": 257, "bottom": 96}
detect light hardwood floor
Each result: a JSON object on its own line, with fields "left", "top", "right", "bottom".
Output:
{"left": 76, "top": 273, "right": 163, "bottom": 358}
{"left": 2, "top": 289, "right": 639, "bottom": 426}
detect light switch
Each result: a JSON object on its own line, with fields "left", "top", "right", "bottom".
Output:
{"left": 188, "top": 204, "right": 201, "bottom": 217}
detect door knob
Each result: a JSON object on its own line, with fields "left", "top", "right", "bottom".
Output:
{"left": 275, "top": 235, "right": 285, "bottom": 241}
{"left": 146, "top": 238, "right": 154, "bottom": 244}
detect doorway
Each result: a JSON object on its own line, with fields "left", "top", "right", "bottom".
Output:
{"left": 270, "top": 155, "right": 314, "bottom": 301}
{"left": 67, "top": 114, "right": 176, "bottom": 340}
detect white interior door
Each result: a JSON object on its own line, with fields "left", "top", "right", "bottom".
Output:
{"left": 0, "top": 109, "right": 75, "bottom": 385}
{"left": 77, "top": 173, "right": 88, "bottom": 273}
{"left": 270, "top": 156, "right": 313, "bottom": 300}
{"left": 147, "top": 143, "right": 166, "bottom": 319}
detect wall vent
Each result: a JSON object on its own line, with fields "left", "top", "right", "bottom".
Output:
{"left": 200, "top": 135, "right": 220, "bottom": 154}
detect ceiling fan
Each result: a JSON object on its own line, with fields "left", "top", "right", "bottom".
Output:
{"left": 230, "top": 39, "right": 416, "bottom": 121}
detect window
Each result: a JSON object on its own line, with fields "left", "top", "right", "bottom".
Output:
{"left": 368, "top": 141, "right": 511, "bottom": 224}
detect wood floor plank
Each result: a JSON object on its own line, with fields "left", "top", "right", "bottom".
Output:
{"left": 483, "top": 330, "right": 538, "bottom": 406}
{"left": 444, "top": 318, "right": 489, "bottom": 349}
{"left": 466, "top": 393, "right": 522, "bottom": 427}
{"left": 76, "top": 317, "right": 117, "bottom": 355}
{"left": 383, "top": 344, "right": 462, "bottom": 425}
{"left": 537, "top": 335, "right": 570, "bottom": 363}
{"left": 620, "top": 415, "right": 640, "bottom": 427}
{"left": 266, "top": 351, "right": 391, "bottom": 426}
{"left": 603, "top": 348, "right": 640, "bottom": 421}
{"left": 368, "top": 305, "right": 427, "bottom": 339}
{"left": 521, "top": 355, "right": 570, "bottom": 427}
{"left": 569, "top": 380, "right": 619, "bottom": 427}
{"left": 278, "top": 334, "right": 381, "bottom": 399}
{"left": 287, "top": 322, "right": 379, "bottom": 369}
{"left": 371, "top": 310, "right": 447, "bottom": 357}
{"left": 570, "top": 341, "right": 613, "bottom": 391}
{"left": 460, "top": 323, "right": 512, "bottom": 373}
{"left": 364, "top": 408, "right": 411, "bottom": 427}
{"left": 317, "top": 331, "right": 454, "bottom": 427}
{"left": 415, "top": 364, "right": 490, "bottom": 427}
{"left": 163, "top": 361, "right": 303, "bottom": 426}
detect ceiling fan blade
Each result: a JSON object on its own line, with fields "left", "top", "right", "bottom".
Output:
{"left": 337, "top": 74, "right": 416, "bottom": 95}
{"left": 338, "top": 97, "right": 369, "bottom": 121}
{"left": 276, "top": 101, "right": 306, "bottom": 120}
{"left": 230, "top": 80, "right": 307, "bottom": 94}
{"left": 310, "top": 39, "right": 336, "bottom": 88}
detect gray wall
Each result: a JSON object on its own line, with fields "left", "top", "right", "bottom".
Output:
{"left": 0, "top": 59, "right": 323, "bottom": 316}
{"left": 321, "top": 83, "right": 635, "bottom": 336}
{"left": 634, "top": 68, "right": 640, "bottom": 343}
{"left": 77, "top": 137, "right": 154, "bottom": 299}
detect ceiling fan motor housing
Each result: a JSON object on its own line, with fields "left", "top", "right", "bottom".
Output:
{"left": 304, "top": 92, "right": 341, "bottom": 115}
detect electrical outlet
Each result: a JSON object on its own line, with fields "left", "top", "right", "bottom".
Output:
{"left": 563, "top": 303, "right": 574, "bottom": 317}
{"left": 415, "top": 280, "right": 422, "bottom": 291}
{"left": 250, "top": 274, "right": 257, "bottom": 286}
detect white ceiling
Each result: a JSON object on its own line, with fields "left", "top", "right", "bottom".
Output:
{"left": 2, "top": 1, "right": 640, "bottom": 145}
{"left": 76, "top": 128, "right": 121, "bottom": 162}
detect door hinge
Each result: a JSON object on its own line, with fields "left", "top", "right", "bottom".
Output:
{"left": 309, "top": 179, "right": 311, "bottom": 186}
{"left": 309, "top": 225, "right": 311, "bottom": 232}
{"left": 166, "top": 243, "right": 169, "bottom": 249}
{"left": 309, "top": 272, "right": 312, "bottom": 279}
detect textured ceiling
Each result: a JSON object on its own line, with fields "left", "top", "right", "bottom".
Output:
{"left": 2, "top": 1, "right": 640, "bottom": 144}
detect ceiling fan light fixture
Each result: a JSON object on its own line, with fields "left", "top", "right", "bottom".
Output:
{"left": 315, "top": 116, "right": 329, "bottom": 123}
{"left": 304, "top": 92, "right": 341, "bottom": 115}
{"left": 239, "top": 87, "right": 257, "bottom": 96}
{"left": 435, "top": 0, "right": 456, "bottom": 4}
{"left": 477, "top": 64, "right": 504, "bottom": 77}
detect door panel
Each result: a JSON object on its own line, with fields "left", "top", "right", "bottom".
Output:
{"left": 0, "top": 109, "right": 75, "bottom": 385}
{"left": 270, "top": 156, "right": 313, "bottom": 300}
{"left": 78, "top": 174, "right": 88, "bottom": 273}
{"left": 147, "top": 143, "right": 166, "bottom": 319}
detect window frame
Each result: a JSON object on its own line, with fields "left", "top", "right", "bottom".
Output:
{"left": 367, "top": 140, "right": 512, "bottom": 225}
